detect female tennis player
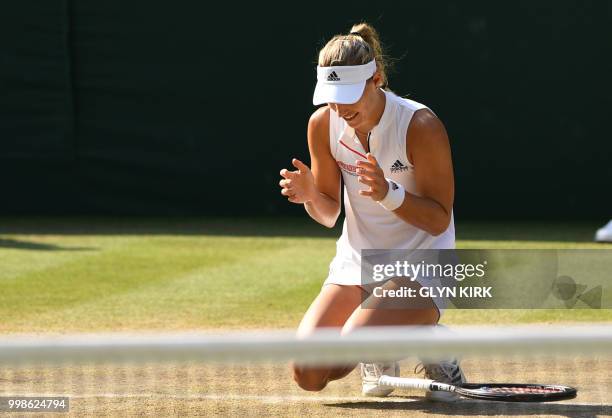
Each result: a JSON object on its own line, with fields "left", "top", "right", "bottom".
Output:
{"left": 280, "top": 23, "right": 464, "bottom": 400}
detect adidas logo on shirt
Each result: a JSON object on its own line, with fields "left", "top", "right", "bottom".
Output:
{"left": 390, "top": 160, "right": 409, "bottom": 173}
{"left": 327, "top": 71, "right": 340, "bottom": 82}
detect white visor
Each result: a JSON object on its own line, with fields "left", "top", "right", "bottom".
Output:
{"left": 312, "top": 59, "right": 376, "bottom": 105}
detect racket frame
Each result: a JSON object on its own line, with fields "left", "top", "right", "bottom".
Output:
{"left": 378, "top": 375, "right": 577, "bottom": 402}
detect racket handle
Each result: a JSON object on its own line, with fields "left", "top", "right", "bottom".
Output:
{"left": 378, "top": 376, "right": 435, "bottom": 391}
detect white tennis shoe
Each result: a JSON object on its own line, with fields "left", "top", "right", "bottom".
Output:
{"left": 360, "top": 362, "right": 400, "bottom": 397}
{"left": 416, "top": 359, "right": 466, "bottom": 402}
{"left": 595, "top": 220, "right": 612, "bottom": 242}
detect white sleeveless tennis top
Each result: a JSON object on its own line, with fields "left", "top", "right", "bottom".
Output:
{"left": 325, "top": 89, "right": 455, "bottom": 286}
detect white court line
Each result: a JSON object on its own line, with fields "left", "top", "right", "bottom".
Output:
{"left": 72, "top": 393, "right": 417, "bottom": 404}
{"left": 5, "top": 393, "right": 415, "bottom": 404}
{"left": 10, "top": 393, "right": 606, "bottom": 406}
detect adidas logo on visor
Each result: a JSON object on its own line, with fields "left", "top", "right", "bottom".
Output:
{"left": 327, "top": 71, "right": 340, "bottom": 82}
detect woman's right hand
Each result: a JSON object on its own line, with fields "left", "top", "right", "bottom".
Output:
{"left": 279, "top": 158, "right": 317, "bottom": 204}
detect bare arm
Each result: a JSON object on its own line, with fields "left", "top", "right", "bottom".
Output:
{"left": 396, "top": 109, "right": 454, "bottom": 235}
{"left": 356, "top": 109, "right": 454, "bottom": 236}
{"left": 279, "top": 107, "right": 341, "bottom": 228}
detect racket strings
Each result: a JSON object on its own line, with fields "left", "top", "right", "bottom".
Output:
{"left": 486, "top": 386, "right": 567, "bottom": 394}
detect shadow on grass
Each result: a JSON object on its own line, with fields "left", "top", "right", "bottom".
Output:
{"left": 0, "top": 217, "right": 341, "bottom": 238}
{"left": 457, "top": 221, "right": 601, "bottom": 243}
{"left": 0, "top": 217, "right": 603, "bottom": 242}
{"left": 0, "top": 238, "right": 96, "bottom": 251}
{"left": 327, "top": 397, "right": 610, "bottom": 418}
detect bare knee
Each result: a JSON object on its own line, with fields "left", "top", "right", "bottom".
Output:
{"left": 292, "top": 365, "right": 329, "bottom": 392}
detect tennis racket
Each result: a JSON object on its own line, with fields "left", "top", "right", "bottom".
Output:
{"left": 378, "top": 375, "right": 577, "bottom": 402}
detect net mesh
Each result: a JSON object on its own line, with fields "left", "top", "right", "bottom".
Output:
{"left": 1, "top": 325, "right": 611, "bottom": 417}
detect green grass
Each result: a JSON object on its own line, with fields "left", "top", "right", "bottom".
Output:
{"left": 0, "top": 218, "right": 611, "bottom": 333}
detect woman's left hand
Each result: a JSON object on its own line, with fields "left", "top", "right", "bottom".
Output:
{"left": 356, "top": 153, "right": 389, "bottom": 201}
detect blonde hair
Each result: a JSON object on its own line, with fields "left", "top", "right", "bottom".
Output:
{"left": 318, "top": 22, "right": 390, "bottom": 89}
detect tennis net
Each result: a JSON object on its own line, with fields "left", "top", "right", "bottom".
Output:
{"left": 0, "top": 325, "right": 611, "bottom": 416}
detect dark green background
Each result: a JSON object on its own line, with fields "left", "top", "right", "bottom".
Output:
{"left": 1, "top": 1, "right": 610, "bottom": 218}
